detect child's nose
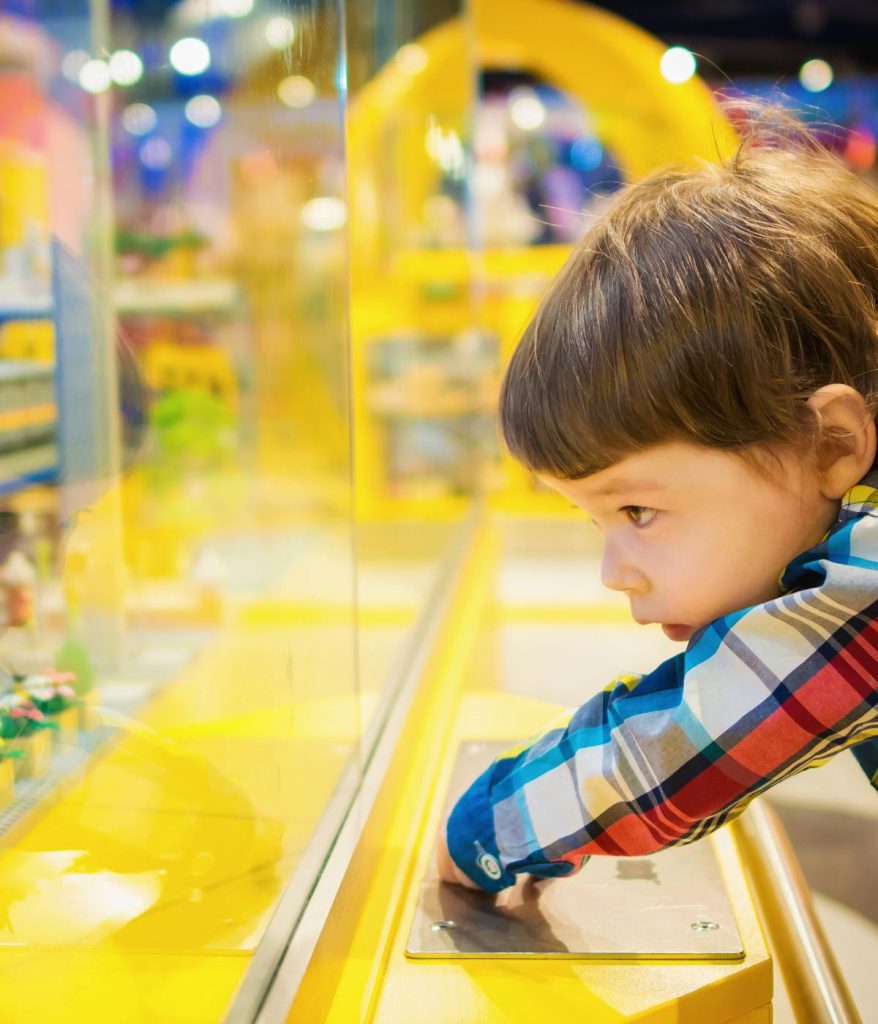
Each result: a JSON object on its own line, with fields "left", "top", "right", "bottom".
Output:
{"left": 600, "top": 542, "right": 647, "bottom": 594}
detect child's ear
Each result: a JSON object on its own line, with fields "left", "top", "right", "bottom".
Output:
{"left": 807, "top": 384, "right": 877, "bottom": 499}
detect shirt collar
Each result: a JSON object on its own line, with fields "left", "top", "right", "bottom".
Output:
{"left": 840, "top": 468, "right": 878, "bottom": 518}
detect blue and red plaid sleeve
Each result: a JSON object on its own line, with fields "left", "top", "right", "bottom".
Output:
{"left": 446, "top": 483, "right": 878, "bottom": 892}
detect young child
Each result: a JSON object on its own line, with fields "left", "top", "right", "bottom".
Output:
{"left": 437, "top": 115, "right": 878, "bottom": 892}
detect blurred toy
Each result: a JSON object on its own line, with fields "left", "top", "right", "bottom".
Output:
{"left": 0, "top": 690, "right": 53, "bottom": 778}
{"left": 53, "top": 637, "right": 94, "bottom": 695}
{"left": 0, "top": 319, "right": 54, "bottom": 362}
{"left": 115, "top": 225, "right": 208, "bottom": 277}
{"left": 53, "top": 638, "right": 99, "bottom": 730}
{"left": 0, "top": 740, "right": 18, "bottom": 807}
{"left": 0, "top": 549, "right": 35, "bottom": 627}
{"left": 17, "top": 669, "right": 79, "bottom": 741}
{"left": 190, "top": 547, "right": 227, "bottom": 621}
{"left": 143, "top": 337, "right": 238, "bottom": 414}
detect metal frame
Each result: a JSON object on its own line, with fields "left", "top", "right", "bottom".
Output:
{"left": 734, "top": 799, "right": 863, "bottom": 1024}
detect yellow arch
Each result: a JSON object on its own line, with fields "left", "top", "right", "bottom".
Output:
{"left": 475, "top": 0, "right": 737, "bottom": 178}
{"left": 348, "top": 0, "right": 738, "bottom": 273}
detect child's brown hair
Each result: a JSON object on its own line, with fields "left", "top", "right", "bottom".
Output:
{"left": 500, "top": 107, "right": 878, "bottom": 480}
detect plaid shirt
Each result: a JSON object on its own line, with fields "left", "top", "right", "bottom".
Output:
{"left": 447, "top": 471, "right": 878, "bottom": 892}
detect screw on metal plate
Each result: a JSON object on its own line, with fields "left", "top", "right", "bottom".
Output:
{"left": 430, "top": 920, "right": 457, "bottom": 932}
{"left": 691, "top": 920, "right": 719, "bottom": 932}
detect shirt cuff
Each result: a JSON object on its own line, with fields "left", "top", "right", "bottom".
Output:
{"left": 445, "top": 765, "right": 516, "bottom": 893}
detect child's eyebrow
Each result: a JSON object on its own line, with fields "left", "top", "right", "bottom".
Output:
{"left": 590, "top": 478, "right": 665, "bottom": 498}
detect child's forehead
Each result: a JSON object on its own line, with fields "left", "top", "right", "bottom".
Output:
{"left": 545, "top": 443, "right": 758, "bottom": 502}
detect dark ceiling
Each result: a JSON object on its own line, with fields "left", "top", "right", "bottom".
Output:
{"left": 592, "top": 1, "right": 878, "bottom": 78}
{"left": 36, "top": 0, "right": 878, "bottom": 79}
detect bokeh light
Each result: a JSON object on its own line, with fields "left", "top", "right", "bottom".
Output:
{"left": 61, "top": 50, "right": 90, "bottom": 83}
{"left": 170, "top": 37, "right": 211, "bottom": 76}
{"left": 139, "top": 137, "right": 173, "bottom": 170}
{"left": 395, "top": 43, "right": 428, "bottom": 75}
{"left": 219, "top": 0, "right": 253, "bottom": 15}
{"left": 266, "top": 16, "right": 295, "bottom": 49}
{"left": 122, "top": 103, "right": 158, "bottom": 136}
{"left": 845, "top": 127, "right": 876, "bottom": 170}
{"left": 799, "top": 58, "right": 833, "bottom": 92}
{"left": 277, "top": 75, "right": 316, "bottom": 109}
{"left": 79, "top": 59, "right": 112, "bottom": 94}
{"left": 302, "top": 197, "right": 347, "bottom": 231}
{"left": 660, "top": 46, "right": 697, "bottom": 84}
{"left": 185, "top": 94, "right": 223, "bottom": 128}
{"left": 109, "top": 49, "right": 144, "bottom": 87}
{"left": 570, "top": 137, "right": 604, "bottom": 172}
{"left": 509, "top": 89, "right": 546, "bottom": 131}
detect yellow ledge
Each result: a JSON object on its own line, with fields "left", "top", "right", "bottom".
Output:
{"left": 288, "top": 529, "right": 772, "bottom": 1023}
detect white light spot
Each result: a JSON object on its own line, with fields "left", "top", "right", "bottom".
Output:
{"left": 185, "top": 94, "right": 222, "bottom": 127}
{"left": 62, "top": 50, "right": 90, "bottom": 83}
{"left": 301, "top": 196, "right": 347, "bottom": 232}
{"left": 219, "top": 0, "right": 253, "bottom": 15}
{"left": 509, "top": 89, "right": 546, "bottom": 131}
{"left": 472, "top": 163, "right": 505, "bottom": 196}
{"left": 109, "top": 49, "right": 144, "bottom": 86}
{"left": 660, "top": 46, "right": 697, "bottom": 84}
{"left": 79, "top": 59, "right": 112, "bottom": 94}
{"left": 425, "top": 119, "right": 466, "bottom": 177}
{"left": 266, "top": 16, "right": 295, "bottom": 49}
{"left": 170, "top": 37, "right": 211, "bottom": 76}
{"left": 277, "top": 74, "right": 315, "bottom": 108}
{"left": 394, "top": 43, "right": 428, "bottom": 75}
{"left": 139, "top": 136, "right": 173, "bottom": 170}
{"left": 800, "top": 58, "right": 833, "bottom": 92}
{"left": 122, "top": 103, "right": 158, "bottom": 136}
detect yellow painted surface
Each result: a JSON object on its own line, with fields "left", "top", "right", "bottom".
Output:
{"left": 0, "top": 612, "right": 365, "bottom": 1021}
{"left": 0, "top": 949, "right": 247, "bottom": 1024}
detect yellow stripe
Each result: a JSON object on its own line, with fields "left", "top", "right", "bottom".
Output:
{"left": 494, "top": 603, "right": 632, "bottom": 624}
{"left": 239, "top": 603, "right": 416, "bottom": 626}
{"left": 0, "top": 403, "right": 55, "bottom": 431}
{"left": 843, "top": 483, "right": 878, "bottom": 509}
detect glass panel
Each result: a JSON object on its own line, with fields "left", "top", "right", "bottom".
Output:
{"left": 346, "top": 0, "right": 482, "bottom": 733}
{"left": 0, "top": 1, "right": 357, "bottom": 1019}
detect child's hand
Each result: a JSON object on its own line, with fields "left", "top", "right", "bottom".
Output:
{"left": 435, "top": 828, "right": 485, "bottom": 890}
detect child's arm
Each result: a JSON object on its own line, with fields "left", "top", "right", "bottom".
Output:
{"left": 442, "top": 515, "right": 878, "bottom": 892}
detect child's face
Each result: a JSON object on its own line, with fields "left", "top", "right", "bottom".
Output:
{"left": 543, "top": 442, "right": 839, "bottom": 643}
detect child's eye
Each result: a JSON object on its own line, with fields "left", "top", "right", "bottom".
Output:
{"left": 622, "top": 505, "right": 657, "bottom": 527}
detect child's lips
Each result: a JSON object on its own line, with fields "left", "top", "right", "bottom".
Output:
{"left": 631, "top": 616, "right": 695, "bottom": 642}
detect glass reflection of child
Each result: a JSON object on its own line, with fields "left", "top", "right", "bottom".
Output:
{"left": 438, "top": 111, "right": 878, "bottom": 892}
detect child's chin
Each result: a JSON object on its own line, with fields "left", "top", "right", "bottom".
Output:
{"left": 661, "top": 623, "right": 696, "bottom": 642}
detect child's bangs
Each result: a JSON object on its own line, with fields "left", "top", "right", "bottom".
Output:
{"left": 499, "top": 318, "right": 662, "bottom": 481}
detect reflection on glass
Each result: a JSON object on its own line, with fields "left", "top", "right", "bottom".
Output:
{"left": 345, "top": 3, "right": 478, "bottom": 716}
{"left": 0, "top": 1, "right": 359, "bottom": 1019}
{"left": 476, "top": 75, "right": 624, "bottom": 248}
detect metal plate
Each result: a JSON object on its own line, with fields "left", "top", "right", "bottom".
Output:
{"left": 407, "top": 741, "right": 744, "bottom": 960}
